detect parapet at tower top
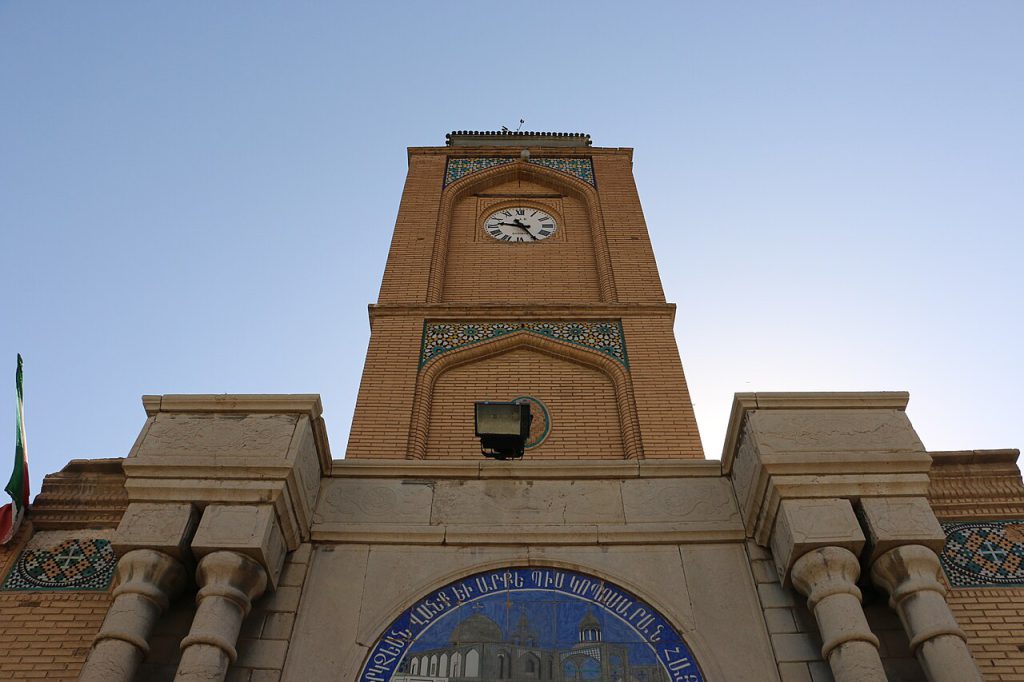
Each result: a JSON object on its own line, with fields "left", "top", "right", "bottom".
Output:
{"left": 446, "top": 130, "right": 592, "bottom": 147}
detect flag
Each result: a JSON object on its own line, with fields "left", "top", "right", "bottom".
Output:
{"left": 0, "top": 355, "right": 29, "bottom": 544}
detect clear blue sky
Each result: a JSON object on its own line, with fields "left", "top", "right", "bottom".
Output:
{"left": 2, "top": 2, "right": 1021, "bottom": 491}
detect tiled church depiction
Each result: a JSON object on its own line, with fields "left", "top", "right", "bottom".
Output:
{"left": 0, "top": 130, "right": 1022, "bottom": 681}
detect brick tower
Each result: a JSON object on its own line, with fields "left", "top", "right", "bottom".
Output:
{"left": 346, "top": 131, "right": 704, "bottom": 461}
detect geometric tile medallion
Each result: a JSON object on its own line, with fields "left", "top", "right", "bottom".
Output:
{"left": 1, "top": 538, "right": 117, "bottom": 591}
{"left": 421, "top": 320, "right": 628, "bottom": 368}
{"left": 940, "top": 520, "right": 1024, "bottom": 588}
{"left": 444, "top": 156, "right": 596, "bottom": 187}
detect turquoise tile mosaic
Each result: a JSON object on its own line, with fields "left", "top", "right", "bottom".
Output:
{"left": 940, "top": 520, "right": 1024, "bottom": 588}
{"left": 528, "top": 157, "right": 595, "bottom": 186}
{"left": 444, "top": 157, "right": 596, "bottom": 187}
{"left": 444, "top": 157, "right": 515, "bottom": 186}
{"left": 420, "top": 320, "right": 628, "bottom": 367}
{"left": 1, "top": 537, "right": 116, "bottom": 591}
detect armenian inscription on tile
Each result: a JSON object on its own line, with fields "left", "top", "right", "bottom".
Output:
{"left": 940, "top": 520, "right": 1024, "bottom": 588}
{"left": 2, "top": 532, "right": 116, "bottom": 592}
{"left": 360, "top": 566, "right": 703, "bottom": 682}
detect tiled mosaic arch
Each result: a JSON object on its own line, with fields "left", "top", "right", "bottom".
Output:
{"left": 940, "top": 520, "right": 1024, "bottom": 588}
{"left": 1, "top": 537, "right": 116, "bottom": 591}
{"left": 420, "top": 320, "right": 628, "bottom": 368}
{"left": 444, "top": 156, "right": 595, "bottom": 187}
{"left": 358, "top": 566, "right": 704, "bottom": 682}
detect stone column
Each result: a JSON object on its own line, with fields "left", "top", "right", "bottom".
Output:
{"left": 174, "top": 551, "right": 268, "bottom": 681}
{"left": 790, "top": 546, "right": 887, "bottom": 681}
{"left": 860, "top": 497, "right": 983, "bottom": 682}
{"left": 174, "top": 504, "right": 286, "bottom": 682}
{"left": 769, "top": 498, "right": 887, "bottom": 682}
{"left": 79, "top": 549, "right": 188, "bottom": 682}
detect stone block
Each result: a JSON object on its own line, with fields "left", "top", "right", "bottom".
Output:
{"left": 858, "top": 496, "right": 945, "bottom": 562}
{"left": 748, "top": 408, "right": 925, "bottom": 456}
{"left": 249, "top": 671, "right": 281, "bottom": 682}
{"left": 313, "top": 478, "right": 434, "bottom": 526}
{"left": 809, "top": 661, "right": 836, "bottom": 682}
{"left": 192, "top": 505, "right": 287, "bottom": 588}
{"left": 620, "top": 477, "right": 740, "bottom": 524}
{"left": 235, "top": 637, "right": 288, "bottom": 669}
{"left": 770, "top": 498, "right": 864, "bottom": 585}
{"left": 758, "top": 583, "right": 797, "bottom": 608}
{"left": 135, "top": 413, "right": 299, "bottom": 460}
{"left": 751, "top": 559, "right": 780, "bottom": 584}
{"left": 430, "top": 479, "right": 625, "bottom": 525}
{"left": 258, "top": 585, "right": 302, "bottom": 613}
{"left": 111, "top": 502, "right": 197, "bottom": 560}
{"left": 779, "top": 662, "right": 813, "bottom": 682}
{"left": 764, "top": 607, "right": 799, "bottom": 634}
{"left": 771, "top": 633, "right": 822, "bottom": 662}
{"left": 261, "top": 612, "right": 295, "bottom": 640}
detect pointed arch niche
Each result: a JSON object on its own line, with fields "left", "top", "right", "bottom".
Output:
{"left": 356, "top": 566, "right": 705, "bottom": 682}
{"left": 427, "top": 160, "right": 618, "bottom": 304}
{"left": 407, "top": 331, "right": 642, "bottom": 460}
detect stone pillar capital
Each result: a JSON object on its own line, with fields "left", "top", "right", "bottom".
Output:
{"left": 869, "top": 544, "right": 983, "bottom": 681}
{"left": 175, "top": 551, "right": 269, "bottom": 681}
{"left": 79, "top": 549, "right": 188, "bottom": 682}
{"left": 770, "top": 498, "right": 865, "bottom": 586}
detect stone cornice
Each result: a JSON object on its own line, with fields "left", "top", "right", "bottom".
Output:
{"left": 928, "top": 449, "right": 1024, "bottom": 519}
{"left": 30, "top": 457, "right": 128, "bottom": 530}
{"left": 368, "top": 302, "right": 676, "bottom": 321}
{"left": 329, "top": 458, "right": 722, "bottom": 479}
{"left": 721, "top": 391, "right": 912, "bottom": 473}
{"left": 142, "top": 394, "right": 323, "bottom": 418}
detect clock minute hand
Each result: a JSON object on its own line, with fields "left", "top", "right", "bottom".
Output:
{"left": 510, "top": 220, "right": 538, "bottom": 240}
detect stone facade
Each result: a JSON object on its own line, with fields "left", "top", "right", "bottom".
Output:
{"left": 0, "top": 132, "right": 1021, "bottom": 681}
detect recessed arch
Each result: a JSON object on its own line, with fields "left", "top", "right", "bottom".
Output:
{"left": 426, "top": 160, "right": 617, "bottom": 303}
{"left": 406, "top": 330, "right": 642, "bottom": 459}
{"left": 356, "top": 566, "right": 706, "bottom": 682}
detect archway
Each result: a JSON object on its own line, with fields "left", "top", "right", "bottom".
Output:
{"left": 357, "top": 566, "right": 704, "bottom": 682}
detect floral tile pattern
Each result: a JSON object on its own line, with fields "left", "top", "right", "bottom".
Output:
{"left": 444, "top": 157, "right": 515, "bottom": 186}
{"left": 940, "top": 520, "right": 1024, "bottom": 587}
{"left": 444, "top": 157, "right": 596, "bottom": 187}
{"left": 2, "top": 537, "right": 116, "bottom": 591}
{"left": 420, "top": 320, "right": 628, "bottom": 368}
{"left": 527, "top": 157, "right": 595, "bottom": 186}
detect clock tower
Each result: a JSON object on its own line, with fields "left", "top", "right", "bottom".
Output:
{"left": 346, "top": 130, "right": 704, "bottom": 461}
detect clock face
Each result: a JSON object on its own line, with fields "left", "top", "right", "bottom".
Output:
{"left": 483, "top": 207, "right": 558, "bottom": 243}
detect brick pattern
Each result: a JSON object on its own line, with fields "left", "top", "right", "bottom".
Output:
{"left": 427, "top": 348, "right": 625, "bottom": 459}
{"left": 748, "top": 541, "right": 925, "bottom": 682}
{"left": 0, "top": 524, "right": 110, "bottom": 680}
{"left": 946, "top": 586, "right": 1024, "bottom": 680}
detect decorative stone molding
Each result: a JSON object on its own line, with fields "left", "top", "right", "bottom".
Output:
{"left": 928, "top": 449, "right": 1024, "bottom": 519}
{"left": 29, "top": 457, "right": 128, "bottom": 529}
{"left": 871, "top": 545, "right": 984, "bottom": 681}
{"left": 122, "top": 394, "right": 332, "bottom": 550}
{"left": 79, "top": 549, "right": 188, "bottom": 682}
{"left": 191, "top": 504, "right": 286, "bottom": 588}
{"left": 790, "top": 547, "right": 886, "bottom": 681}
{"left": 723, "top": 392, "right": 932, "bottom": 546}
{"left": 175, "top": 551, "right": 268, "bottom": 682}
{"left": 769, "top": 498, "right": 865, "bottom": 587}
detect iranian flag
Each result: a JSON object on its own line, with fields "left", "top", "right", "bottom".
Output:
{"left": 0, "top": 355, "right": 29, "bottom": 545}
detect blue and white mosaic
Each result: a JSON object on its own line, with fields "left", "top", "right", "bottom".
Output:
{"left": 421, "top": 320, "right": 628, "bottom": 368}
{"left": 360, "top": 566, "right": 703, "bottom": 682}
{"left": 444, "top": 157, "right": 596, "bottom": 187}
{"left": 940, "top": 520, "right": 1024, "bottom": 588}
{"left": 2, "top": 537, "right": 116, "bottom": 591}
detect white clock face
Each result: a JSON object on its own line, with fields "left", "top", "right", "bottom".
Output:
{"left": 483, "top": 207, "right": 558, "bottom": 243}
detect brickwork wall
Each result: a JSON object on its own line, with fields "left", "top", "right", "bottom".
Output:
{"left": 345, "top": 316, "right": 424, "bottom": 459}
{"left": 593, "top": 153, "right": 666, "bottom": 304}
{"left": 441, "top": 177, "right": 601, "bottom": 303}
{"left": 622, "top": 316, "right": 703, "bottom": 458}
{"left": 945, "top": 586, "right": 1024, "bottom": 680}
{"left": 426, "top": 347, "right": 624, "bottom": 459}
{"left": 377, "top": 153, "right": 445, "bottom": 303}
{"left": 0, "top": 523, "right": 109, "bottom": 680}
